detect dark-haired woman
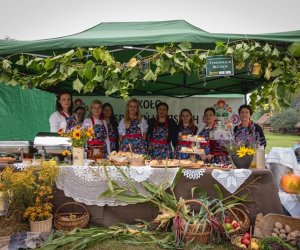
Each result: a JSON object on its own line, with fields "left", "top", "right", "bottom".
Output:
{"left": 174, "top": 109, "right": 198, "bottom": 159}
{"left": 101, "top": 103, "right": 119, "bottom": 152}
{"left": 147, "top": 102, "right": 178, "bottom": 159}
{"left": 197, "top": 107, "right": 217, "bottom": 161}
{"left": 233, "top": 104, "right": 266, "bottom": 148}
{"left": 49, "top": 92, "right": 76, "bottom": 132}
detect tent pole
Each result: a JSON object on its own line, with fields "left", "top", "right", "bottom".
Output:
{"left": 244, "top": 94, "right": 247, "bottom": 104}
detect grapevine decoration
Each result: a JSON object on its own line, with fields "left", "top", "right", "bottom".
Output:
{"left": 1, "top": 41, "right": 300, "bottom": 110}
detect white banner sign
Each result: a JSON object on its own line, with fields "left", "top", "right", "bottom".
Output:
{"left": 74, "top": 96, "right": 243, "bottom": 129}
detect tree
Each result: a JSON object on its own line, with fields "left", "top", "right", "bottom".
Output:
{"left": 269, "top": 108, "right": 300, "bottom": 133}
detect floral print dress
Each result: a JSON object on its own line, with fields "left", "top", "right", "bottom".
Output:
{"left": 198, "top": 126, "right": 228, "bottom": 163}
{"left": 148, "top": 120, "right": 173, "bottom": 159}
{"left": 174, "top": 125, "right": 197, "bottom": 159}
{"left": 107, "top": 124, "right": 118, "bottom": 152}
{"left": 60, "top": 112, "right": 77, "bottom": 132}
{"left": 120, "top": 119, "right": 146, "bottom": 154}
{"left": 90, "top": 117, "right": 109, "bottom": 157}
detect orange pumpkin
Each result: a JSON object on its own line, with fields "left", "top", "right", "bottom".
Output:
{"left": 280, "top": 172, "right": 300, "bottom": 194}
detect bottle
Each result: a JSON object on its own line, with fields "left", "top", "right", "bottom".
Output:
{"left": 256, "top": 147, "right": 265, "bottom": 169}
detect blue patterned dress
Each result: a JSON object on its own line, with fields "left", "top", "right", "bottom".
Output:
{"left": 174, "top": 125, "right": 198, "bottom": 159}
{"left": 89, "top": 117, "right": 109, "bottom": 157}
{"left": 198, "top": 126, "right": 228, "bottom": 163}
{"left": 60, "top": 112, "right": 77, "bottom": 132}
{"left": 107, "top": 124, "right": 118, "bottom": 152}
{"left": 148, "top": 120, "right": 173, "bottom": 159}
{"left": 120, "top": 119, "right": 146, "bottom": 154}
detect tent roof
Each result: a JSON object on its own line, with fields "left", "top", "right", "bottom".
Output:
{"left": 1, "top": 20, "right": 300, "bottom": 56}
{"left": 1, "top": 20, "right": 300, "bottom": 97}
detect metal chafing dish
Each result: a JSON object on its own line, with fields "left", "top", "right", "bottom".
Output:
{"left": 34, "top": 132, "right": 71, "bottom": 158}
{"left": 0, "top": 141, "right": 32, "bottom": 162}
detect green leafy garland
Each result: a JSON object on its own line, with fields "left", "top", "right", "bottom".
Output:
{"left": 1, "top": 41, "right": 300, "bottom": 110}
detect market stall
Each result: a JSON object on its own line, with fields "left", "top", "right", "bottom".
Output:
{"left": 52, "top": 166, "right": 283, "bottom": 226}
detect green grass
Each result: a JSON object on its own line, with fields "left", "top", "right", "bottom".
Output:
{"left": 264, "top": 131, "right": 299, "bottom": 153}
{"left": 88, "top": 240, "right": 233, "bottom": 250}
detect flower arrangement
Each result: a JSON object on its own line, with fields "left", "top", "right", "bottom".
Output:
{"left": 0, "top": 159, "right": 58, "bottom": 222}
{"left": 219, "top": 128, "right": 260, "bottom": 158}
{"left": 23, "top": 159, "right": 58, "bottom": 221}
{"left": 58, "top": 126, "right": 95, "bottom": 147}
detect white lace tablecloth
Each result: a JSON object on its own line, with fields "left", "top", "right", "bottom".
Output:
{"left": 182, "top": 169, "right": 206, "bottom": 180}
{"left": 211, "top": 169, "right": 252, "bottom": 193}
{"left": 278, "top": 191, "right": 300, "bottom": 217}
{"left": 56, "top": 165, "right": 179, "bottom": 206}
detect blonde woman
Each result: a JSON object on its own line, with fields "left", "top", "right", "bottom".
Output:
{"left": 82, "top": 100, "right": 110, "bottom": 157}
{"left": 118, "top": 99, "right": 148, "bottom": 154}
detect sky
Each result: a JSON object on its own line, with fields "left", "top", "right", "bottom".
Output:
{"left": 1, "top": 0, "right": 300, "bottom": 40}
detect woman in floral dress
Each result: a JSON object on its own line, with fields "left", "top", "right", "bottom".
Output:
{"left": 147, "top": 102, "right": 178, "bottom": 159}
{"left": 174, "top": 109, "right": 198, "bottom": 159}
{"left": 233, "top": 104, "right": 266, "bottom": 148}
{"left": 101, "top": 103, "right": 119, "bottom": 152}
{"left": 197, "top": 107, "right": 217, "bottom": 162}
{"left": 118, "top": 99, "right": 148, "bottom": 154}
{"left": 82, "top": 100, "right": 110, "bottom": 157}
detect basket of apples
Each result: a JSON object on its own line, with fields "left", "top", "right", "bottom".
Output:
{"left": 231, "top": 232, "right": 260, "bottom": 250}
{"left": 222, "top": 208, "right": 250, "bottom": 237}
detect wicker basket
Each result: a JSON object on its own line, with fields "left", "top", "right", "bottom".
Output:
{"left": 231, "top": 234, "right": 259, "bottom": 250}
{"left": 261, "top": 213, "right": 300, "bottom": 237}
{"left": 221, "top": 207, "right": 250, "bottom": 237}
{"left": 54, "top": 202, "right": 89, "bottom": 231}
{"left": 175, "top": 200, "right": 212, "bottom": 244}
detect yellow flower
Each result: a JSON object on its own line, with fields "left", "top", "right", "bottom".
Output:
{"left": 72, "top": 130, "right": 81, "bottom": 140}
{"left": 237, "top": 146, "right": 247, "bottom": 158}
{"left": 247, "top": 148, "right": 255, "bottom": 156}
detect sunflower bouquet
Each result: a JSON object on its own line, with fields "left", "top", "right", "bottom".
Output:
{"left": 219, "top": 128, "right": 259, "bottom": 158}
{"left": 58, "top": 126, "right": 95, "bottom": 147}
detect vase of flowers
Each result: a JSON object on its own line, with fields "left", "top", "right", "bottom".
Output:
{"left": 219, "top": 130, "right": 257, "bottom": 169}
{"left": 58, "top": 126, "right": 94, "bottom": 166}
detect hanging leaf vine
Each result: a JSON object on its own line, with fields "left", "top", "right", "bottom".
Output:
{"left": 1, "top": 41, "right": 300, "bottom": 110}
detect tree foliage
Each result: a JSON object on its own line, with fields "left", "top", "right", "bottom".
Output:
{"left": 269, "top": 108, "right": 300, "bottom": 132}
{"left": 1, "top": 41, "right": 300, "bottom": 110}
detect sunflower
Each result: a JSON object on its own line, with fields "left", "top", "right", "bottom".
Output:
{"left": 237, "top": 146, "right": 248, "bottom": 158}
{"left": 72, "top": 130, "right": 81, "bottom": 140}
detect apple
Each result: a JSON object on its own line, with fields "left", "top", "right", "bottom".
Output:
{"left": 231, "top": 220, "right": 238, "bottom": 225}
{"left": 243, "top": 232, "right": 250, "bottom": 239}
{"left": 224, "top": 223, "right": 233, "bottom": 231}
{"left": 232, "top": 222, "right": 240, "bottom": 229}
{"left": 225, "top": 217, "right": 232, "bottom": 223}
{"left": 241, "top": 238, "right": 250, "bottom": 246}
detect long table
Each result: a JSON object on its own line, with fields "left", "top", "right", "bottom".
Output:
{"left": 53, "top": 168, "right": 283, "bottom": 226}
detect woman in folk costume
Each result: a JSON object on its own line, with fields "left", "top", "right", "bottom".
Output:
{"left": 101, "top": 103, "right": 119, "bottom": 152}
{"left": 82, "top": 100, "right": 110, "bottom": 157}
{"left": 147, "top": 102, "right": 178, "bottom": 159}
{"left": 174, "top": 109, "right": 198, "bottom": 159}
{"left": 197, "top": 107, "right": 217, "bottom": 162}
{"left": 233, "top": 104, "right": 266, "bottom": 148}
{"left": 118, "top": 99, "right": 148, "bottom": 154}
{"left": 49, "top": 91, "right": 77, "bottom": 132}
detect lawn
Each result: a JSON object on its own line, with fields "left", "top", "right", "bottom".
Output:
{"left": 264, "top": 131, "right": 299, "bottom": 153}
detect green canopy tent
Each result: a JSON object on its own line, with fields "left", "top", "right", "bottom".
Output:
{"left": 1, "top": 20, "right": 300, "bottom": 98}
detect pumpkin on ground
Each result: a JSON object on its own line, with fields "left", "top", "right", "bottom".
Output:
{"left": 280, "top": 172, "right": 300, "bottom": 194}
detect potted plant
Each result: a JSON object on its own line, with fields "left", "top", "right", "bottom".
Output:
{"left": 58, "top": 126, "right": 94, "bottom": 165}
{"left": 0, "top": 159, "right": 58, "bottom": 232}
{"left": 219, "top": 130, "right": 258, "bottom": 169}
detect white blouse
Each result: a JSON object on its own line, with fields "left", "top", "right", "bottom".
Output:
{"left": 49, "top": 111, "right": 69, "bottom": 132}
{"left": 82, "top": 117, "right": 111, "bottom": 154}
{"left": 118, "top": 118, "right": 148, "bottom": 136}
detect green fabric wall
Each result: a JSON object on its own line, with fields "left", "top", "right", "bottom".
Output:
{"left": 0, "top": 85, "right": 55, "bottom": 141}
